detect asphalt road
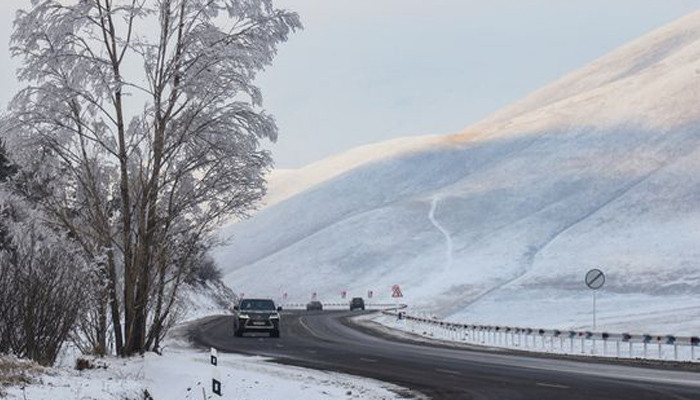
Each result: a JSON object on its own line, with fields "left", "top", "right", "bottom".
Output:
{"left": 190, "top": 311, "right": 700, "bottom": 399}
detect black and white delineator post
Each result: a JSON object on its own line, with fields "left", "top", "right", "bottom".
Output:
{"left": 585, "top": 269, "right": 605, "bottom": 331}
{"left": 210, "top": 347, "right": 222, "bottom": 396}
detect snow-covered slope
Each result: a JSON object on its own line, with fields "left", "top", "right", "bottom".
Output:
{"left": 215, "top": 11, "right": 700, "bottom": 335}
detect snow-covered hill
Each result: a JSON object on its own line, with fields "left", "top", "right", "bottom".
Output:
{"left": 215, "top": 11, "right": 700, "bottom": 335}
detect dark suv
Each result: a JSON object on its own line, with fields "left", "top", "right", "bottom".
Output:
{"left": 233, "top": 298, "right": 281, "bottom": 338}
{"left": 349, "top": 297, "right": 365, "bottom": 311}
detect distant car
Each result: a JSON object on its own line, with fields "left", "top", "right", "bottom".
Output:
{"left": 233, "top": 298, "right": 281, "bottom": 338}
{"left": 306, "top": 301, "right": 323, "bottom": 311}
{"left": 349, "top": 297, "right": 365, "bottom": 311}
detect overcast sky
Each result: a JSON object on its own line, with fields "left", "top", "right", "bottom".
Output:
{"left": 1, "top": 1, "right": 698, "bottom": 167}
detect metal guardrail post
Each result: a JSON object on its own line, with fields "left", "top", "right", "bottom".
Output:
{"left": 666, "top": 336, "right": 677, "bottom": 361}
{"left": 621, "top": 333, "right": 631, "bottom": 358}
{"left": 643, "top": 335, "right": 652, "bottom": 358}
{"left": 568, "top": 331, "right": 575, "bottom": 353}
{"left": 691, "top": 337, "right": 699, "bottom": 360}
{"left": 602, "top": 333, "right": 609, "bottom": 356}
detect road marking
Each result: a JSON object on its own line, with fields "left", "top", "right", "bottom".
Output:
{"left": 435, "top": 368, "right": 462, "bottom": 376}
{"left": 536, "top": 382, "right": 570, "bottom": 390}
{"left": 298, "top": 316, "right": 326, "bottom": 341}
{"left": 360, "top": 357, "right": 378, "bottom": 363}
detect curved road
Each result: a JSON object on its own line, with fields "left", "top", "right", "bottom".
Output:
{"left": 191, "top": 311, "right": 700, "bottom": 399}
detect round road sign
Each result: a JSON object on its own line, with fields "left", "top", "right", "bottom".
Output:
{"left": 585, "top": 269, "right": 605, "bottom": 290}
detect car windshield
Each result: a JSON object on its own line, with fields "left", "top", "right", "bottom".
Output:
{"left": 240, "top": 299, "right": 276, "bottom": 311}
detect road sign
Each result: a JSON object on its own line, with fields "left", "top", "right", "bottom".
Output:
{"left": 341, "top": 290, "right": 347, "bottom": 299}
{"left": 585, "top": 269, "right": 605, "bottom": 290}
{"left": 392, "top": 284, "right": 403, "bottom": 298}
{"left": 585, "top": 269, "right": 605, "bottom": 331}
{"left": 367, "top": 290, "right": 373, "bottom": 299}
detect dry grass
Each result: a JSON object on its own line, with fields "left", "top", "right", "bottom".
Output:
{"left": 0, "top": 355, "right": 43, "bottom": 395}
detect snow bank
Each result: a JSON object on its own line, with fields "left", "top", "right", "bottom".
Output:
{"left": 2, "top": 339, "right": 411, "bottom": 400}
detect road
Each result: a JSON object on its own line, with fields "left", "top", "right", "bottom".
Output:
{"left": 190, "top": 311, "right": 700, "bottom": 399}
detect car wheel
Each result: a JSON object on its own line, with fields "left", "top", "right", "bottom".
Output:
{"left": 270, "top": 329, "right": 280, "bottom": 338}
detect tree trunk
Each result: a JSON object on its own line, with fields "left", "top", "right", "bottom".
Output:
{"left": 106, "top": 247, "right": 124, "bottom": 355}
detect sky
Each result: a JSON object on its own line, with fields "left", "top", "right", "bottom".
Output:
{"left": 1, "top": 1, "right": 698, "bottom": 168}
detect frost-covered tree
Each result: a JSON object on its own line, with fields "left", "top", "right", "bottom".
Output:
{"left": 0, "top": 195, "right": 91, "bottom": 366}
{"left": 0, "top": 140, "right": 17, "bottom": 249}
{"left": 4, "top": 0, "right": 300, "bottom": 355}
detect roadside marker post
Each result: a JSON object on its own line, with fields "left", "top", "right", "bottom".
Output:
{"left": 210, "top": 348, "right": 222, "bottom": 397}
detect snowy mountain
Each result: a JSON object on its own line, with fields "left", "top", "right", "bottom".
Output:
{"left": 214, "top": 11, "right": 700, "bottom": 335}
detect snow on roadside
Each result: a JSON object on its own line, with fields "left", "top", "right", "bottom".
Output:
{"left": 3, "top": 322, "right": 415, "bottom": 400}
{"left": 3, "top": 340, "right": 413, "bottom": 400}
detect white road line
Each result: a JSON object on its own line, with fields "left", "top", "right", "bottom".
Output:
{"left": 360, "top": 357, "right": 378, "bottom": 363}
{"left": 536, "top": 382, "right": 570, "bottom": 389}
{"left": 435, "top": 368, "right": 462, "bottom": 376}
{"left": 298, "top": 316, "right": 326, "bottom": 341}
{"left": 428, "top": 196, "right": 454, "bottom": 272}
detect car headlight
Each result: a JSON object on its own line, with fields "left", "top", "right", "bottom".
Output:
{"left": 239, "top": 314, "right": 250, "bottom": 319}
{"left": 270, "top": 314, "right": 280, "bottom": 319}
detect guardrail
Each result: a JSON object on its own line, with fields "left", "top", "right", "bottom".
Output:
{"left": 382, "top": 310, "right": 700, "bottom": 363}
{"left": 281, "top": 302, "right": 405, "bottom": 310}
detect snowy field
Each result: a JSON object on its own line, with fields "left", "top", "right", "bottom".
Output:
{"left": 2, "top": 330, "right": 411, "bottom": 400}
{"left": 214, "top": 11, "right": 700, "bottom": 337}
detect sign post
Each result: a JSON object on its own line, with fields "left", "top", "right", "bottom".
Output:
{"left": 585, "top": 269, "right": 605, "bottom": 331}
{"left": 391, "top": 284, "right": 403, "bottom": 311}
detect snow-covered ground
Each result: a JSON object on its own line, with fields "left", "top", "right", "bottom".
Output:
{"left": 2, "top": 327, "right": 412, "bottom": 400}
{"left": 178, "top": 280, "right": 237, "bottom": 323}
{"left": 214, "top": 10, "right": 700, "bottom": 336}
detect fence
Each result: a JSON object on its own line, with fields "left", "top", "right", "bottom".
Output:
{"left": 383, "top": 310, "right": 700, "bottom": 363}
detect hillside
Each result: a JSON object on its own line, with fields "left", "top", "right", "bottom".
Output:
{"left": 214, "top": 10, "right": 700, "bottom": 335}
